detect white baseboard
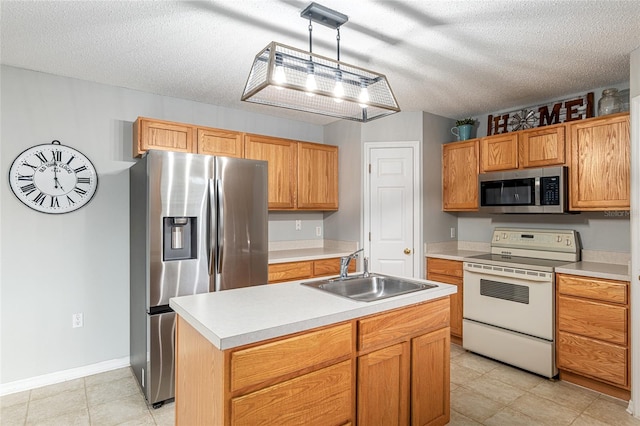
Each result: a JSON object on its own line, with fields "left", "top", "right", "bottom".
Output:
{"left": 0, "top": 356, "right": 131, "bottom": 396}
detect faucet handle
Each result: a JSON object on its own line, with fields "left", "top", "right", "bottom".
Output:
{"left": 363, "top": 257, "right": 370, "bottom": 277}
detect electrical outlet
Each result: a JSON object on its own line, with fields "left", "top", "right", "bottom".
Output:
{"left": 295, "top": 220, "right": 302, "bottom": 231}
{"left": 72, "top": 313, "right": 83, "bottom": 328}
{"left": 315, "top": 226, "right": 322, "bottom": 237}
{"left": 450, "top": 227, "right": 456, "bottom": 239}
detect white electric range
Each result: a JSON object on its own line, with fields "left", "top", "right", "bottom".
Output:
{"left": 462, "top": 227, "right": 580, "bottom": 378}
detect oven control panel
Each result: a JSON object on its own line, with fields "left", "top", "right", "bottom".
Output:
{"left": 490, "top": 228, "right": 579, "bottom": 260}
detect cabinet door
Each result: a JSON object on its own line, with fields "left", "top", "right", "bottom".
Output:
{"left": 568, "top": 113, "right": 630, "bottom": 210}
{"left": 412, "top": 328, "right": 450, "bottom": 426}
{"left": 442, "top": 140, "right": 479, "bottom": 211}
{"left": 133, "top": 117, "right": 194, "bottom": 157}
{"left": 268, "top": 261, "right": 312, "bottom": 283}
{"left": 232, "top": 360, "right": 352, "bottom": 426}
{"left": 357, "top": 342, "right": 409, "bottom": 426}
{"left": 557, "top": 331, "right": 628, "bottom": 388}
{"left": 519, "top": 125, "right": 566, "bottom": 168}
{"left": 245, "top": 135, "right": 297, "bottom": 210}
{"left": 197, "top": 127, "right": 243, "bottom": 157}
{"left": 297, "top": 142, "right": 339, "bottom": 210}
{"left": 426, "top": 258, "right": 463, "bottom": 339}
{"left": 480, "top": 133, "right": 518, "bottom": 172}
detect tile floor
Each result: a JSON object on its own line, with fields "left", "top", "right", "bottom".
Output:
{"left": 1, "top": 343, "right": 639, "bottom": 425}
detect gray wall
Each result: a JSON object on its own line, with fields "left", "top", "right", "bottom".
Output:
{"left": 423, "top": 112, "right": 458, "bottom": 243}
{"left": 0, "top": 65, "right": 324, "bottom": 384}
{"left": 323, "top": 120, "right": 362, "bottom": 243}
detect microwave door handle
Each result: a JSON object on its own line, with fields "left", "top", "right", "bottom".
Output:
{"left": 535, "top": 177, "right": 541, "bottom": 205}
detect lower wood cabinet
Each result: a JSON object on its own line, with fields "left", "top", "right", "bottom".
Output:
{"left": 268, "top": 257, "right": 355, "bottom": 283}
{"left": 556, "top": 273, "right": 630, "bottom": 399}
{"left": 175, "top": 296, "right": 451, "bottom": 426}
{"left": 427, "top": 258, "right": 463, "bottom": 343}
{"left": 357, "top": 297, "right": 451, "bottom": 426}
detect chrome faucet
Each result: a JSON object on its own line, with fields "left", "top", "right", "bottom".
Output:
{"left": 363, "top": 257, "right": 370, "bottom": 278}
{"left": 340, "top": 248, "right": 363, "bottom": 279}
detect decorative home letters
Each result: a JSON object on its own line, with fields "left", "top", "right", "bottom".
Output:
{"left": 487, "top": 92, "right": 594, "bottom": 136}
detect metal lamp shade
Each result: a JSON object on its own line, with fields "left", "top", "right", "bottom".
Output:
{"left": 241, "top": 42, "right": 400, "bottom": 122}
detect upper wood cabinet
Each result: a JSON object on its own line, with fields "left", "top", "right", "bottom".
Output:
{"left": 479, "top": 124, "right": 566, "bottom": 172}
{"left": 519, "top": 124, "right": 566, "bottom": 168}
{"left": 480, "top": 133, "right": 518, "bottom": 172}
{"left": 244, "top": 134, "right": 298, "bottom": 210}
{"left": 197, "top": 127, "right": 243, "bottom": 157}
{"left": 567, "top": 112, "right": 630, "bottom": 211}
{"left": 297, "top": 142, "right": 339, "bottom": 210}
{"left": 442, "top": 140, "right": 479, "bottom": 211}
{"left": 134, "top": 117, "right": 243, "bottom": 158}
{"left": 134, "top": 117, "right": 193, "bottom": 157}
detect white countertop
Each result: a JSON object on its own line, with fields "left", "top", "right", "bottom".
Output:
{"left": 269, "top": 247, "right": 354, "bottom": 264}
{"left": 426, "top": 249, "right": 488, "bottom": 262}
{"left": 169, "top": 276, "right": 456, "bottom": 350}
{"left": 555, "top": 261, "right": 630, "bottom": 281}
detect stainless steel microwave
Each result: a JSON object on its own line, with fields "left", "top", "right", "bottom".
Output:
{"left": 479, "top": 166, "right": 568, "bottom": 213}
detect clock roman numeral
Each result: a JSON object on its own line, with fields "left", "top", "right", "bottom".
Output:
{"left": 33, "top": 192, "right": 46, "bottom": 206}
{"left": 52, "top": 150, "right": 62, "bottom": 162}
{"left": 67, "top": 195, "right": 76, "bottom": 205}
{"left": 20, "top": 183, "right": 37, "bottom": 195}
{"left": 73, "top": 186, "right": 87, "bottom": 196}
{"left": 50, "top": 196, "right": 60, "bottom": 208}
{"left": 18, "top": 174, "right": 34, "bottom": 181}
{"left": 35, "top": 152, "right": 48, "bottom": 163}
{"left": 74, "top": 165, "right": 87, "bottom": 173}
{"left": 66, "top": 155, "right": 75, "bottom": 166}
{"left": 23, "top": 162, "right": 38, "bottom": 171}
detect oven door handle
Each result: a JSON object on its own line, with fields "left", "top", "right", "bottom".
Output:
{"left": 464, "top": 263, "right": 552, "bottom": 282}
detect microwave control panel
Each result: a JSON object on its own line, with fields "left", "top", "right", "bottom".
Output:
{"left": 540, "top": 176, "right": 560, "bottom": 205}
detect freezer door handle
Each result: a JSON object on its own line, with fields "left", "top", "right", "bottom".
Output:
{"left": 208, "top": 179, "right": 216, "bottom": 276}
{"left": 216, "top": 178, "right": 224, "bottom": 274}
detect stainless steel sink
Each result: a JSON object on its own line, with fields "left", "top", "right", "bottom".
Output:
{"left": 302, "top": 273, "right": 437, "bottom": 302}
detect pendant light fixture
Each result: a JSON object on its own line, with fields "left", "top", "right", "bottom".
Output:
{"left": 241, "top": 2, "right": 400, "bottom": 122}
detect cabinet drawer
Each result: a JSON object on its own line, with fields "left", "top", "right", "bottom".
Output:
{"left": 268, "top": 261, "right": 313, "bottom": 283}
{"left": 313, "top": 257, "right": 355, "bottom": 277}
{"left": 426, "top": 258, "right": 463, "bottom": 279}
{"left": 557, "top": 331, "right": 628, "bottom": 388}
{"left": 230, "top": 322, "right": 352, "bottom": 391}
{"left": 558, "top": 296, "right": 627, "bottom": 345}
{"left": 557, "top": 274, "right": 628, "bottom": 304}
{"left": 358, "top": 298, "right": 449, "bottom": 352}
{"left": 231, "top": 360, "right": 352, "bottom": 426}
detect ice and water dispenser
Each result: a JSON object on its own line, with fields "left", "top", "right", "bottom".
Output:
{"left": 163, "top": 217, "right": 197, "bottom": 261}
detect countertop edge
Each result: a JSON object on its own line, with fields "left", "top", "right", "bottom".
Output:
{"left": 170, "top": 280, "right": 456, "bottom": 351}
{"left": 555, "top": 262, "right": 630, "bottom": 282}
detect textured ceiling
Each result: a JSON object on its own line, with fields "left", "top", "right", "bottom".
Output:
{"left": 2, "top": 0, "right": 639, "bottom": 125}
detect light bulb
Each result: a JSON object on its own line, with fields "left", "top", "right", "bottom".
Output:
{"left": 305, "top": 73, "right": 317, "bottom": 96}
{"left": 273, "top": 64, "right": 286, "bottom": 87}
{"left": 358, "top": 86, "right": 369, "bottom": 108}
{"left": 333, "top": 80, "right": 344, "bottom": 103}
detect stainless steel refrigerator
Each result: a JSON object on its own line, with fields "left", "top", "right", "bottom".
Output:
{"left": 129, "top": 150, "right": 268, "bottom": 407}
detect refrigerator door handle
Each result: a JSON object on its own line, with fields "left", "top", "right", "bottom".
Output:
{"left": 208, "top": 179, "right": 216, "bottom": 276}
{"left": 216, "top": 178, "right": 224, "bottom": 274}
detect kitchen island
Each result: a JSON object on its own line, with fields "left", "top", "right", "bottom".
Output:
{"left": 170, "top": 277, "right": 456, "bottom": 426}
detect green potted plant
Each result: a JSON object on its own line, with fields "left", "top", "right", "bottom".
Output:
{"left": 452, "top": 118, "right": 476, "bottom": 141}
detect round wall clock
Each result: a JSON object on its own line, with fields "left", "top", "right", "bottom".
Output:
{"left": 8, "top": 140, "right": 98, "bottom": 214}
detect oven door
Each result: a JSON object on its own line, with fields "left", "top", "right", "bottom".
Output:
{"left": 463, "top": 262, "right": 554, "bottom": 341}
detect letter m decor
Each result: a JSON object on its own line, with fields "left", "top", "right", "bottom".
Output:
{"left": 487, "top": 92, "right": 594, "bottom": 136}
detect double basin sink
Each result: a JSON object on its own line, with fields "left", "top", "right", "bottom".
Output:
{"left": 302, "top": 273, "right": 437, "bottom": 302}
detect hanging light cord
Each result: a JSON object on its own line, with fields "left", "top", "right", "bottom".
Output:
{"left": 336, "top": 27, "right": 341, "bottom": 61}
{"left": 308, "top": 18, "right": 313, "bottom": 55}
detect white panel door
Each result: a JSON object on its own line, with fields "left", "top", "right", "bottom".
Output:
{"left": 369, "top": 147, "right": 415, "bottom": 276}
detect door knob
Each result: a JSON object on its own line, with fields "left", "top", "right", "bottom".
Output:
{"left": 404, "top": 248, "right": 411, "bottom": 255}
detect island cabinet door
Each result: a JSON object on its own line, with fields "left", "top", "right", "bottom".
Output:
{"left": 357, "top": 341, "right": 410, "bottom": 426}
{"left": 230, "top": 360, "right": 353, "bottom": 426}
{"left": 411, "top": 328, "right": 450, "bottom": 426}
